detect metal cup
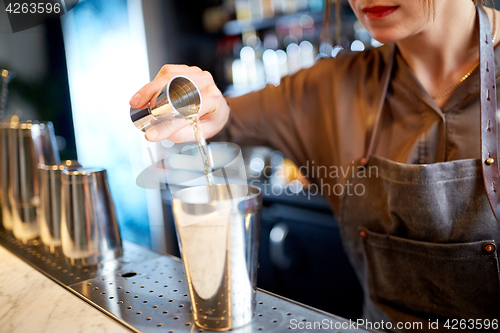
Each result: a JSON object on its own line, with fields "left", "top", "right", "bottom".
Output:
{"left": 172, "top": 184, "right": 262, "bottom": 330}
{"left": 60, "top": 167, "right": 122, "bottom": 266}
{"left": 9, "top": 121, "right": 60, "bottom": 243}
{"left": 0, "top": 70, "right": 15, "bottom": 231}
{"left": 0, "top": 122, "right": 13, "bottom": 231}
{"left": 39, "top": 160, "right": 81, "bottom": 253}
{"left": 30, "top": 121, "right": 60, "bottom": 165}
{"left": 130, "top": 76, "right": 202, "bottom": 131}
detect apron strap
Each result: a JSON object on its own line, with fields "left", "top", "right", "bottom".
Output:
{"left": 360, "top": 44, "right": 395, "bottom": 167}
{"left": 361, "top": 3, "right": 500, "bottom": 222}
{"left": 478, "top": 3, "right": 500, "bottom": 221}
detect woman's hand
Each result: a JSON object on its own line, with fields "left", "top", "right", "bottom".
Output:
{"left": 129, "top": 65, "right": 230, "bottom": 142}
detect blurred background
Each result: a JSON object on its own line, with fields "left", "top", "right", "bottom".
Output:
{"left": 6, "top": 0, "right": 489, "bottom": 320}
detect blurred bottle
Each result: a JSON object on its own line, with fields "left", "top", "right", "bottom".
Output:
{"left": 280, "top": 0, "right": 296, "bottom": 14}
{"left": 264, "top": 33, "right": 279, "bottom": 50}
{"left": 262, "top": 0, "right": 274, "bottom": 17}
{"left": 276, "top": 49, "right": 289, "bottom": 78}
{"left": 262, "top": 49, "right": 280, "bottom": 86}
{"left": 215, "top": 37, "right": 240, "bottom": 92}
{"left": 232, "top": 43, "right": 266, "bottom": 92}
{"left": 295, "top": 0, "right": 308, "bottom": 12}
{"left": 262, "top": 33, "right": 281, "bottom": 85}
{"left": 223, "top": 0, "right": 237, "bottom": 19}
{"left": 307, "top": 0, "right": 324, "bottom": 12}
{"left": 286, "top": 43, "right": 301, "bottom": 75}
{"left": 317, "top": 41, "right": 333, "bottom": 59}
{"left": 299, "top": 14, "right": 317, "bottom": 41}
{"left": 249, "top": 0, "right": 264, "bottom": 21}
{"left": 287, "top": 17, "right": 304, "bottom": 41}
{"left": 235, "top": 0, "right": 251, "bottom": 21}
{"left": 299, "top": 41, "right": 315, "bottom": 68}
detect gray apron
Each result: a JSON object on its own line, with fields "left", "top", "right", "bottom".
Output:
{"left": 339, "top": 4, "right": 500, "bottom": 328}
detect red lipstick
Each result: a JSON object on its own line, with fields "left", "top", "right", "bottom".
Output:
{"left": 363, "top": 6, "right": 398, "bottom": 19}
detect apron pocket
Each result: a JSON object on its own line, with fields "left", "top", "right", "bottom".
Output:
{"left": 361, "top": 228, "right": 500, "bottom": 320}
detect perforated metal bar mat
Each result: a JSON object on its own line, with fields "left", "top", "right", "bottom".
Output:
{"left": 0, "top": 230, "right": 371, "bottom": 333}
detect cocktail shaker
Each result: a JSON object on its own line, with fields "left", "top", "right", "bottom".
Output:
{"left": 9, "top": 121, "right": 59, "bottom": 243}
{"left": 0, "top": 122, "right": 13, "bottom": 231}
{"left": 39, "top": 160, "right": 81, "bottom": 253}
{"left": 172, "top": 184, "right": 262, "bottom": 330}
{"left": 0, "top": 70, "right": 14, "bottom": 231}
{"left": 60, "top": 167, "right": 122, "bottom": 266}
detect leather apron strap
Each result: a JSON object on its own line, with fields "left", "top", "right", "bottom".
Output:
{"left": 361, "top": 2, "right": 500, "bottom": 222}
{"left": 478, "top": 3, "right": 500, "bottom": 221}
{"left": 359, "top": 44, "right": 395, "bottom": 167}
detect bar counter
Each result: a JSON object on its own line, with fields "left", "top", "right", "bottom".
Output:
{"left": 0, "top": 231, "right": 371, "bottom": 333}
{"left": 0, "top": 245, "right": 129, "bottom": 333}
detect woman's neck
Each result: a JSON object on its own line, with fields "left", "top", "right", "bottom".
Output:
{"left": 396, "top": 1, "right": 482, "bottom": 108}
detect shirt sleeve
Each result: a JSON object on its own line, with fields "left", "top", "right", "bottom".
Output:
{"left": 213, "top": 57, "right": 339, "bottom": 170}
{"left": 210, "top": 46, "right": 389, "bottom": 214}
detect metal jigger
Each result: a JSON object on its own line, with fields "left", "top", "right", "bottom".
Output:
{"left": 130, "top": 76, "right": 201, "bottom": 131}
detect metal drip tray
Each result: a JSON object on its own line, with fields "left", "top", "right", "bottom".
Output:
{"left": 0, "top": 231, "right": 161, "bottom": 286}
{"left": 0, "top": 230, "right": 371, "bottom": 333}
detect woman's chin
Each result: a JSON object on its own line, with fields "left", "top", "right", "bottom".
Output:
{"left": 367, "top": 32, "right": 405, "bottom": 45}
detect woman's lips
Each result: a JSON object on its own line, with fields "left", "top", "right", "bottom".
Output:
{"left": 363, "top": 6, "right": 398, "bottom": 19}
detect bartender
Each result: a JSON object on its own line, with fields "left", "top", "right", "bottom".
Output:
{"left": 129, "top": 0, "right": 500, "bottom": 328}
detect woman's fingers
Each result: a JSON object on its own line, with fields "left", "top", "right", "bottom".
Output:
{"left": 129, "top": 65, "right": 203, "bottom": 109}
{"left": 145, "top": 117, "right": 190, "bottom": 142}
{"left": 145, "top": 105, "right": 229, "bottom": 144}
{"left": 131, "top": 64, "right": 230, "bottom": 144}
{"left": 167, "top": 126, "right": 197, "bottom": 143}
{"left": 154, "top": 64, "right": 202, "bottom": 79}
{"left": 145, "top": 86, "right": 220, "bottom": 141}
{"left": 147, "top": 116, "right": 222, "bottom": 144}
{"left": 130, "top": 76, "right": 170, "bottom": 109}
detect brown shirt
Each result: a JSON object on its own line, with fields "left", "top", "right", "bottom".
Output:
{"left": 217, "top": 44, "right": 500, "bottom": 213}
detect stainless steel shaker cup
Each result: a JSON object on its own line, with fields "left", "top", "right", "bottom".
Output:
{"left": 60, "top": 167, "right": 122, "bottom": 266}
{"left": 0, "top": 70, "right": 15, "bottom": 231}
{"left": 9, "top": 121, "right": 60, "bottom": 243}
{"left": 30, "top": 121, "right": 60, "bottom": 165}
{"left": 0, "top": 122, "right": 13, "bottom": 231}
{"left": 172, "top": 184, "right": 262, "bottom": 330}
{"left": 39, "top": 160, "right": 81, "bottom": 253}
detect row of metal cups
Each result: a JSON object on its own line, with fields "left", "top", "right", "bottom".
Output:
{"left": 0, "top": 119, "right": 122, "bottom": 266}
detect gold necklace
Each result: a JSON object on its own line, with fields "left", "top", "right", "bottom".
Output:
{"left": 432, "top": 8, "right": 497, "bottom": 100}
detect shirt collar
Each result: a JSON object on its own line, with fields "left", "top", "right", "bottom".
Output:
{"left": 392, "top": 43, "right": 500, "bottom": 115}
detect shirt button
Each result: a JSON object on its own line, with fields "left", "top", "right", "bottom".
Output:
{"left": 359, "top": 230, "right": 368, "bottom": 239}
{"left": 482, "top": 242, "right": 496, "bottom": 254}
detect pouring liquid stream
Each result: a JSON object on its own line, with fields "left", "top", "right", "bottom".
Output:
{"left": 177, "top": 109, "right": 219, "bottom": 203}
{"left": 178, "top": 107, "right": 230, "bottom": 203}
{"left": 186, "top": 115, "right": 215, "bottom": 187}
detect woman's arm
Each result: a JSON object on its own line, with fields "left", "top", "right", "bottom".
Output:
{"left": 129, "top": 58, "right": 342, "bottom": 171}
